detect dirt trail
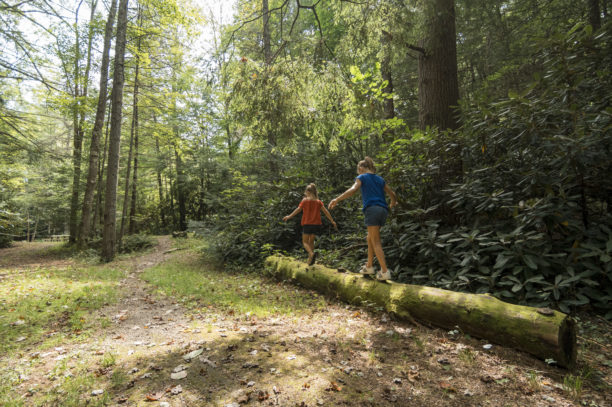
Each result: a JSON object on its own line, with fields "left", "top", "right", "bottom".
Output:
{"left": 2, "top": 237, "right": 610, "bottom": 407}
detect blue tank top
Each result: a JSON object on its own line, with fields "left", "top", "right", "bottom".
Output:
{"left": 357, "top": 173, "right": 387, "bottom": 211}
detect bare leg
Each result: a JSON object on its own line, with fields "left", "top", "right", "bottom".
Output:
{"left": 308, "top": 234, "right": 315, "bottom": 253}
{"left": 302, "top": 234, "right": 314, "bottom": 261}
{"left": 366, "top": 232, "right": 374, "bottom": 268}
{"left": 367, "top": 226, "right": 387, "bottom": 272}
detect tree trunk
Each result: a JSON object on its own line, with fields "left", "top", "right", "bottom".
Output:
{"left": 265, "top": 255, "right": 577, "bottom": 369}
{"left": 381, "top": 29, "right": 395, "bottom": 142}
{"left": 128, "top": 104, "right": 139, "bottom": 234}
{"left": 588, "top": 0, "right": 601, "bottom": 30}
{"left": 69, "top": 0, "right": 97, "bottom": 244}
{"left": 118, "top": 109, "right": 135, "bottom": 246}
{"left": 80, "top": 0, "right": 117, "bottom": 246}
{"left": 93, "top": 107, "right": 111, "bottom": 237}
{"left": 102, "top": 0, "right": 130, "bottom": 262}
{"left": 174, "top": 146, "right": 187, "bottom": 231}
{"left": 128, "top": 8, "right": 142, "bottom": 236}
{"left": 417, "top": 0, "right": 460, "bottom": 131}
{"left": 68, "top": 3, "right": 82, "bottom": 244}
{"left": 262, "top": 0, "right": 271, "bottom": 64}
{"left": 155, "top": 136, "right": 166, "bottom": 229}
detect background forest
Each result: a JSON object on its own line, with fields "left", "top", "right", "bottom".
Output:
{"left": 1, "top": 0, "right": 611, "bottom": 317}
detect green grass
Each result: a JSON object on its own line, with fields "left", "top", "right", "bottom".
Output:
{"left": 0, "top": 265, "right": 125, "bottom": 355}
{"left": 141, "top": 252, "right": 328, "bottom": 317}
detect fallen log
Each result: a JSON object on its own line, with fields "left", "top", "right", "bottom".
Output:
{"left": 265, "top": 255, "right": 577, "bottom": 369}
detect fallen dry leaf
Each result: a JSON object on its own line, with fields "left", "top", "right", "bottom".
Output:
{"left": 257, "top": 390, "right": 269, "bottom": 401}
{"left": 440, "top": 381, "right": 457, "bottom": 392}
{"left": 326, "top": 381, "right": 342, "bottom": 392}
{"left": 145, "top": 392, "right": 163, "bottom": 401}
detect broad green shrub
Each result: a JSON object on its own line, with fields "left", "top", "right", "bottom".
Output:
{"left": 0, "top": 235, "right": 11, "bottom": 249}
{"left": 119, "top": 234, "right": 155, "bottom": 253}
{"left": 382, "top": 22, "right": 612, "bottom": 317}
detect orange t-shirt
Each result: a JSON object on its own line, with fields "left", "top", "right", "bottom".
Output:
{"left": 299, "top": 199, "right": 323, "bottom": 225}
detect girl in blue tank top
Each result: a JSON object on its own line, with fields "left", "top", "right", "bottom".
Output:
{"left": 328, "top": 157, "right": 397, "bottom": 280}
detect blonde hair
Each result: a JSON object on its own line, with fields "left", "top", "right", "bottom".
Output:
{"left": 304, "top": 183, "right": 319, "bottom": 199}
{"left": 358, "top": 156, "right": 375, "bottom": 173}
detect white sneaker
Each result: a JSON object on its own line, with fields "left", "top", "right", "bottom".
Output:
{"left": 359, "top": 265, "right": 375, "bottom": 275}
{"left": 376, "top": 270, "right": 391, "bottom": 281}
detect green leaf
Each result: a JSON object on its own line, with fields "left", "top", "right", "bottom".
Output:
{"left": 523, "top": 255, "right": 538, "bottom": 270}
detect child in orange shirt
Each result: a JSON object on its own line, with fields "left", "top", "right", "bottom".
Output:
{"left": 283, "top": 183, "right": 337, "bottom": 266}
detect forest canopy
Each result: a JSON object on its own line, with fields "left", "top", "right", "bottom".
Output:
{"left": 0, "top": 0, "right": 610, "bottom": 317}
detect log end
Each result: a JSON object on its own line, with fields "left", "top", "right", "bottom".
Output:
{"left": 558, "top": 316, "right": 577, "bottom": 370}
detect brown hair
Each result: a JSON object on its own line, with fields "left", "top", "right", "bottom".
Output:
{"left": 304, "top": 183, "right": 319, "bottom": 199}
{"left": 358, "top": 156, "right": 375, "bottom": 173}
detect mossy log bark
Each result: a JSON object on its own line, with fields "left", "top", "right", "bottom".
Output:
{"left": 265, "top": 255, "right": 577, "bottom": 369}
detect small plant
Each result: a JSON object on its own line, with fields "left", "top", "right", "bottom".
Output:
{"left": 99, "top": 317, "right": 111, "bottom": 329}
{"left": 526, "top": 370, "right": 541, "bottom": 391}
{"left": 458, "top": 348, "right": 475, "bottom": 365}
{"left": 100, "top": 352, "right": 116, "bottom": 368}
{"left": 413, "top": 335, "right": 425, "bottom": 351}
{"left": 110, "top": 369, "right": 128, "bottom": 388}
{"left": 368, "top": 350, "right": 378, "bottom": 363}
{"left": 563, "top": 374, "right": 584, "bottom": 400}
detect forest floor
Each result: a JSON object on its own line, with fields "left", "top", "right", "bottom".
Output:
{"left": 0, "top": 236, "right": 610, "bottom": 407}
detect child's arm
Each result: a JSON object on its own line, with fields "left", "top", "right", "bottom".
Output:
{"left": 283, "top": 207, "right": 302, "bottom": 222}
{"left": 384, "top": 184, "right": 398, "bottom": 208}
{"left": 321, "top": 206, "right": 337, "bottom": 229}
{"left": 328, "top": 179, "right": 361, "bottom": 210}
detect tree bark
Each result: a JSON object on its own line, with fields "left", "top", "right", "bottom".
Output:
{"left": 262, "top": 0, "right": 271, "bottom": 64}
{"left": 417, "top": 0, "right": 460, "bottom": 131}
{"left": 155, "top": 135, "right": 166, "bottom": 229}
{"left": 381, "top": 28, "right": 395, "bottom": 142}
{"left": 128, "top": 99, "right": 139, "bottom": 234}
{"left": 118, "top": 107, "right": 135, "bottom": 246}
{"left": 128, "top": 7, "right": 142, "bottom": 235}
{"left": 102, "top": 0, "right": 130, "bottom": 262}
{"left": 174, "top": 146, "right": 187, "bottom": 231}
{"left": 588, "top": 0, "right": 601, "bottom": 30}
{"left": 68, "top": 1, "right": 83, "bottom": 244}
{"left": 93, "top": 107, "right": 111, "bottom": 237}
{"left": 265, "top": 255, "right": 577, "bottom": 369}
{"left": 80, "top": 0, "right": 117, "bottom": 246}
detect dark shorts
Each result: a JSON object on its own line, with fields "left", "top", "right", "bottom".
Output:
{"left": 364, "top": 205, "right": 388, "bottom": 227}
{"left": 302, "top": 224, "right": 323, "bottom": 235}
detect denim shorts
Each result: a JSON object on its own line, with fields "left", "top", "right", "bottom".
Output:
{"left": 364, "top": 205, "right": 388, "bottom": 227}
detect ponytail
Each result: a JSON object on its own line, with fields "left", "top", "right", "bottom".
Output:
{"left": 358, "top": 156, "right": 376, "bottom": 173}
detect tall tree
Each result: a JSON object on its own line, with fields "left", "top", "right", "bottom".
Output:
{"left": 417, "top": 0, "right": 460, "bottom": 130}
{"left": 69, "top": 0, "right": 98, "bottom": 243}
{"left": 80, "top": 0, "right": 118, "bottom": 246}
{"left": 102, "top": 0, "right": 130, "bottom": 262}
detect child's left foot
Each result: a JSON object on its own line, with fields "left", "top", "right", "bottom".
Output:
{"left": 308, "top": 251, "right": 317, "bottom": 266}
{"left": 376, "top": 270, "right": 391, "bottom": 281}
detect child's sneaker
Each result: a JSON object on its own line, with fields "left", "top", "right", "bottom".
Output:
{"left": 308, "top": 251, "right": 318, "bottom": 266}
{"left": 359, "top": 265, "right": 375, "bottom": 275}
{"left": 376, "top": 270, "right": 391, "bottom": 281}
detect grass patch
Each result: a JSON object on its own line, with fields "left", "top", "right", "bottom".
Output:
{"left": 142, "top": 252, "right": 326, "bottom": 317}
{"left": 0, "top": 265, "right": 125, "bottom": 355}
